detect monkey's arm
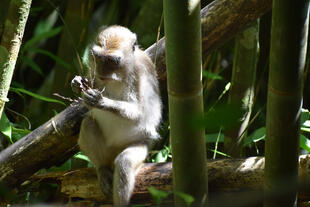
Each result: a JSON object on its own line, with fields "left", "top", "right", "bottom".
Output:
{"left": 82, "top": 88, "right": 141, "bottom": 120}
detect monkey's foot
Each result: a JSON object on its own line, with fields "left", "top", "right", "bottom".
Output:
{"left": 97, "top": 166, "right": 113, "bottom": 195}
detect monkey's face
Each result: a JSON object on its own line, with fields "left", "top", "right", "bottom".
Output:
{"left": 90, "top": 26, "right": 138, "bottom": 82}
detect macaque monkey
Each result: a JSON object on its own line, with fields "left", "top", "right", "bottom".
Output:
{"left": 71, "top": 25, "right": 162, "bottom": 207}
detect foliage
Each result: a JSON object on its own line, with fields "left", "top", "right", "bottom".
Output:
{"left": 148, "top": 187, "right": 194, "bottom": 207}
{"left": 0, "top": 0, "right": 309, "bottom": 206}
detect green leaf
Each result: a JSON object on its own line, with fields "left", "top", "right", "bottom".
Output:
{"left": 12, "top": 127, "right": 31, "bottom": 142}
{"left": 301, "top": 127, "right": 310, "bottom": 133}
{"left": 0, "top": 113, "right": 12, "bottom": 143}
{"left": 22, "top": 27, "right": 62, "bottom": 52}
{"left": 301, "top": 108, "right": 310, "bottom": 126}
{"left": 148, "top": 187, "right": 170, "bottom": 205}
{"left": 154, "top": 146, "right": 171, "bottom": 162}
{"left": 207, "top": 148, "right": 231, "bottom": 158}
{"left": 243, "top": 127, "right": 266, "bottom": 147}
{"left": 21, "top": 56, "right": 43, "bottom": 75}
{"left": 196, "top": 103, "right": 244, "bottom": 131}
{"left": 10, "top": 87, "right": 65, "bottom": 106}
{"left": 73, "top": 152, "right": 91, "bottom": 162}
{"left": 34, "top": 10, "right": 58, "bottom": 36}
{"left": 205, "top": 133, "right": 224, "bottom": 143}
{"left": 202, "top": 70, "right": 223, "bottom": 80}
{"left": 32, "top": 48, "right": 72, "bottom": 72}
{"left": 154, "top": 150, "right": 168, "bottom": 162}
{"left": 300, "top": 135, "right": 310, "bottom": 152}
{"left": 175, "top": 191, "right": 195, "bottom": 207}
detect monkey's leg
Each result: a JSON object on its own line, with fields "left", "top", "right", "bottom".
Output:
{"left": 113, "top": 144, "right": 148, "bottom": 207}
{"left": 79, "top": 116, "right": 113, "bottom": 194}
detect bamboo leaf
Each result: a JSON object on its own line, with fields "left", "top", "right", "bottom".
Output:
{"left": 243, "top": 127, "right": 266, "bottom": 147}
{"left": 0, "top": 112, "right": 12, "bottom": 143}
{"left": 202, "top": 70, "right": 223, "bottom": 80}
{"left": 148, "top": 187, "right": 170, "bottom": 205}
{"left": 205, "top": 133, "right": 224, "bottom": 143}
{"left": 22, "top": 26, "right": 62, "bottom": 51}
{"left": 10, "top": 87, "right": 65, "bottom": 105}
{"left": 21, "top": 56, "right": 43, "bottom": 75}
{"left": 300, "top": 135, "right": 310, "bottom": 152}
{"left": 32, "top": 49, "right": 72, "bottom": 71}
{"left": 207, "top": 148, "right": 231, "bottom": 157}
{"left": 12, "top": 127, "right": 31, "bottom": 142}
{"left": 73, "top": 152, "right": 90, "bottom": 162}
{"left": 174, "top": 192, "right": 194, "bottom": 207}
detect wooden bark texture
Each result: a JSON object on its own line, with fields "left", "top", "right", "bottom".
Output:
{"left": 0, "top": 102, "right": 88, "bottom": 187}
{"left": 27, "top": 155, "right": 310, "bottom": 206}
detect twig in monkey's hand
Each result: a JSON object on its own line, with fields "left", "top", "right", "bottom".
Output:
{"left": 53, "top": 93, "right": 75, "bottom": 102}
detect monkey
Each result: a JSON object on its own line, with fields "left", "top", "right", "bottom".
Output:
{"left": 71, "top": 25, "right": 162, "bottom": 207}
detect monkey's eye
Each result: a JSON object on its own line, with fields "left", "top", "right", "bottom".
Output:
{"left": 132, "top": 41, "right": 137, "bottom": 52}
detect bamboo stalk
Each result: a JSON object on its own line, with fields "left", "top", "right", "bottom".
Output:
{"left": 264, "top": 1, "right": 310, "bottom": 207}
{"left": 224, "top": 20, "right": 259, "bottom": 157}
{"left": 163, "top": 1, "right": 208, "bottom": 206}
{"left": 0, "top": 0, "right": 32, "bottom": 118}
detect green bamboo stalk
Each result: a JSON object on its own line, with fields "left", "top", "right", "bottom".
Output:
{"left": 224, "top": 20, "right": 259, "bottom": 157}
{"left": 264, "top": 1, "right": 309, "bottom": 207}
{"left": 163, "top": 1, "right": 208, "bottom": 206}
{"left": 0, "top": 0, "right": 32, "bottom": 118}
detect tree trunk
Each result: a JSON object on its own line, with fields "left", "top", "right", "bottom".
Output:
{"left": 264, "top": 1, "right": 309, "bottom": 207}
{"left": 163, "top": 0, "right": 208, "bottom": 206}
{"left": 0, "top": 0, "right": 272, "bottom": 189}
{"left": 224, "top": 20, "right": 259, "bottom": 157}
{"left": 26, "top": 155, "right": 310, "bottom": 206}
{"left": 0, "top": 0, "right": 32, "bottom": 118}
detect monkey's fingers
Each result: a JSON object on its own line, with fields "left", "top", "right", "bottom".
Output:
{"left": 71, "top": 76, "right": 92, "bottom": 94}
{"left": 71, "top": 76, "right": 84, "bottom": 94}
{"left": 82, "top": 88, "right": 103, "bottom": 107}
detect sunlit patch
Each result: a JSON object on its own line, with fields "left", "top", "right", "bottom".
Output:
{"left": 92, "top": 44, "right": 102, "bottom": 54}
{"left": 237, "top": 157, "right": 264, "bottom": 172}
{"left": 188, "top": 0, "right": 200, "bottom": 14}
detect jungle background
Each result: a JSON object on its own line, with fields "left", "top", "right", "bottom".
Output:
{"left": 0, "top": 0, "right": 309, "bottom": 206}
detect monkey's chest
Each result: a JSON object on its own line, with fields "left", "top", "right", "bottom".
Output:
{"left": 91, "top": 109, "right": 143, "bottom": 147}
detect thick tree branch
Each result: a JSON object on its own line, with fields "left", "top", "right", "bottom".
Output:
{"left": 28, "top": 155, "right": 310, "bottom": 206}
{"left": 0, "top": 0, "right": 272, "bottom": 188}
{"left": 146, "top": 0, "right": 272, "bottom": 81}
{"left": 0, "top": 102, "right": 88, "bottom": 187}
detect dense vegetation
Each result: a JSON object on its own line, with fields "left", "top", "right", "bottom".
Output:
{"left": 0, "top": 0, "right": 309, "bottom": 206}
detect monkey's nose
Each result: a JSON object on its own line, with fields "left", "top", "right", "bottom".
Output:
{"left": 101, "top": 55, "right": 121, "bottom": 66}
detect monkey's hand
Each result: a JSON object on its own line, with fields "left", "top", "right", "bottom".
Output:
{"left": 83, "top": 88, "right": 141, "bottom": 120}
{"left": 71, "top": 76, "right": 90, "bottom": 94}
{"left": 82, "top": 88, "right": 106, "bottom": 108}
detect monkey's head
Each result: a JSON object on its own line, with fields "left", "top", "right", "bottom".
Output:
{"left": 90, "top": 26, "right": 138, "bottom": 83}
